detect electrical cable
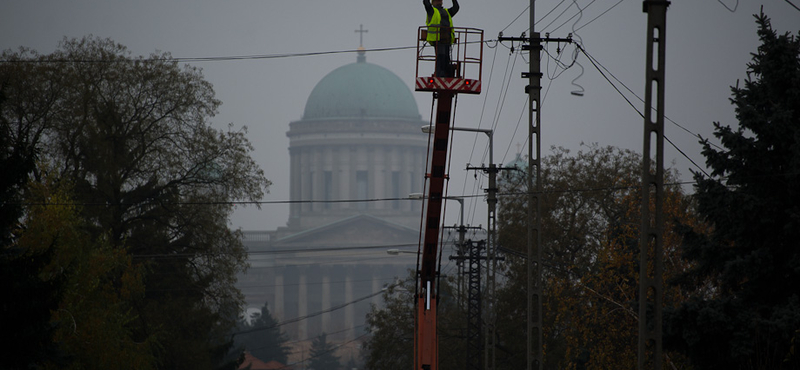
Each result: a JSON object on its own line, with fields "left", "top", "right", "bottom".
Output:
{"left": 133, "top": 242, "right": 419, "bottom": 259}
{"left": 500, "top": 5, "right": 531, "bottom": 34}
{"left": 245, "top": 324, "right": 367, "bottom": 354}
{"left": 577, "top": 44, "right": 711, "bottom": 177}
{"left": 549, "top": 0, "right": 601, "bottom": 34}
{"left": 282, "top": 331, "right": 372, "bottom": 370}
{"left": 536, "top": 0, "right": 570, "bottom": 28}
{"left": 236, "top": 276, "right": 400, "bottom": 290}
{"left": 1, "top": 45, "right": 418, "bottom": 64}
{"left": 574, "top": 0, "right": 626, "bottom": 32}
{"left": 716, "top": 0, "right": 739, "bottom": 13}
{"left": 569, "top": 0, "right": 586, "bottom": 96}
{"left": 232, "top": 286, "right": 392, "bottom": 336}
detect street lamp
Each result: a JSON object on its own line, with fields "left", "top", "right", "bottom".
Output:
{"left": 421, "top": 125, "right": 493, "bottom": 172}
{"left": 409, "top": 192, "right": 468, "bottom": 300}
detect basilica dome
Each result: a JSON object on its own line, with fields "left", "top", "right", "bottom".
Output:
{"left": 302, "top": 50, "right": 422, "bottom": 121}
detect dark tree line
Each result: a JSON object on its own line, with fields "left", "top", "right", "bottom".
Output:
{"left": 664, "top": 12, "right": 800, "bottom": 370}
{"left": 1, "top": 36, "right": 270, "bottom": 369}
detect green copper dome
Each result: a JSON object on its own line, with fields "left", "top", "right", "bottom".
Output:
{"left": 302, "top": 51, "right": 421, "bottom": 121}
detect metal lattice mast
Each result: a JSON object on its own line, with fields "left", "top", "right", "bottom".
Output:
{"left": 466, "top": 240, "right": 483, "bottom": 370}
{"left": 639, "top": 1, "right": 668, "bottom": 369}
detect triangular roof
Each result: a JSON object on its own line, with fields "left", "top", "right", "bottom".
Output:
{"left": 274, "top": 214, "right": 419, "bottom": 248}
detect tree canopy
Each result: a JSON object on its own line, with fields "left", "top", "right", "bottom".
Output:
{"left": 664, "top": 12, "right": 800, "bottom": 370}
{"left": 1, "top": 35, "right": 270, "bottom": 369}
{"left": 234, "top": 302, "right": 291, "bottom": 365}
{"left": 308, "top": 333, "right": 342, "bottom": 370}
{"left": 494, "top": 144, "right": 694, "bottom": 369}
{"left": 363, "top": 272, "right": 465, "bottom": 370}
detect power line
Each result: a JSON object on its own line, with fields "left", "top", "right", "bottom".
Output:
{"left": 232, "top": 286, "right": 391, "bottom": 336}
{"left": 19, "top": 178, "right": 718, "bottom": 210}
{"left": 576, "top": 43, "right": 724, "bottom": 151}
{"left": 0, "top": 43, "right": 492, "bottom": 64}
{"left": 134, "top": 242, "right": 418, "bottom": 259}
{"left": 237, "top": 276, "right": 400, "bottom": 290}
{"left": 0, "top": 45, "right": 415, "bottom": 64}
{"left": 574, "top": 0, "right": 627, "bottom": 32}
{"left": 575, "top": 44, "right": 711, "bottom": 177}
{"left": 716, "top": 0, "right": 739, "bottom": 13}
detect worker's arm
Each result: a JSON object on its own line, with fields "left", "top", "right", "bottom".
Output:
{"left": 449, "top": 0, "right": 460, "bottom": 17}
{"left": 423, "top": 0, "right": 434, "bottom": 18}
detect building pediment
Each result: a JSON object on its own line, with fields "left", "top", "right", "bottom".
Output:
{"left": 274, "top": 214, "right": 419, "bottom": 249}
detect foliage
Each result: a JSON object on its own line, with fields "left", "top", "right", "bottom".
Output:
{"left": 18, "top": 176, "right": 157, "bottom": 370}
{"left": 494, "top": 144, "right": 694, "bottom": 369}
{"left": 1, "top": 241, "right": 67, "bottom": 370}
{"left": 234, "top": 301, "right": 291, "bottom": 365}
{"left": 664, "top": 12, "right": 800, "bottom": 370}
{"left": 1, "top": 35, "right": 270, "bottom": 369}
{"left": 552, "top": 179, "right": 697, "bottom": 370}
{"left": 363, "top": 276, "right": 415, "bottom": 370}
{"left": 362, "top": 271, "right": 465, "bottom": 370}
{"left": 309, "top": 332, "right": 342, "bottom": 370}
{"left": 1, "top": 75, "right": 68, "bottom": 369}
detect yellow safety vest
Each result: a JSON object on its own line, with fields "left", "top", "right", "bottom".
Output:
{"left": 426, "top": 8, "right": 453, "bottom": 43}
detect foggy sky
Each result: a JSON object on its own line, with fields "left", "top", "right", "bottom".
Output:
{"left": 3, "top": 0, "right": 798, "bottom": 232}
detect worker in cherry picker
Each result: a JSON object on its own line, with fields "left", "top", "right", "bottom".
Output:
{"left": 424, "top": 0, "right": 459, "bottom": 77}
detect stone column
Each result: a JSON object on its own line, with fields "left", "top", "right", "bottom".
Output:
{"left": 298, "top": 268, "right": 308, "bottom": 339}
{"left": 344, "top": 267, "right": 355, "bottom": 341}
{"left": 321, "top": 269, "right": 331, "bottom": 334}
{"left": 372, "top": 267, "right": 382, "bottom": 308}
{"left": 274, "top": 271, "right": 285, "bottom": 320}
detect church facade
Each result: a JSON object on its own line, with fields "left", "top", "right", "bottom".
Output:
{"left": 236, "top": 48, "right": 429, "bottom": 363}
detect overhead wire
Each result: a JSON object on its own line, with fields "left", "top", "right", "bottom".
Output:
{"left": 573, "top": 36, "right": 726, "bottom": 153}
{"left": 575, "top": 44, "right": 711, "bottom": 177}
{"left": 716, "top": 0, "right": 739, "bottom": 13}
{"left": 236, "top": 276, "right": 400, "bottom": 290}
{"left": 232, "top": 286, "right": 391, "bottom": 336}
{"left": 282, "top": 331, "right": 371, "bottom": 370}
{"left": 500, "top": 5, "right": 531, "bottom": 34}
{"left": 245, "top": 324, "right": 367, "bottom": 355}
{"left": 548, "top": 0, "right": 602, "bottom": 34}
{"left": 574, "top": 0, "right": 627, "bottom": 32}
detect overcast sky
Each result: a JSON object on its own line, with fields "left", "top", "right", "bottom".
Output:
{"left": 3, "top": 0, "right": 798, "bottom": 232}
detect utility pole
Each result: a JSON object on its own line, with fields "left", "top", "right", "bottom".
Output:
{"left": 526, "top": 7, "right": 544, "bottom": 367}
{"left": 466, "top": 239, "right": 484, "bottom": 370}
{"left": 639, "top": 1, "right": 668, "bottom": 370}
{"left": 466, "top": 159, "right": 513, "bottom": 370}
{"left": 449, "top": 237, "right": 486, "bottom": 370}
{"left": 445, "top": 198, "right": 482, "bottom": 370}
{"left": 499, "top": 9, "right": 570, "bottom": 370}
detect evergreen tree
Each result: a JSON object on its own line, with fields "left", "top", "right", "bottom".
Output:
{"left": 308, "top": 333, "right": 341, "bottom": 370}
{"left": 235, "top": 302, "right": 290, "bottom": 364}
{"left": 664, "top": 12, "right": 800, "bottom": 370}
